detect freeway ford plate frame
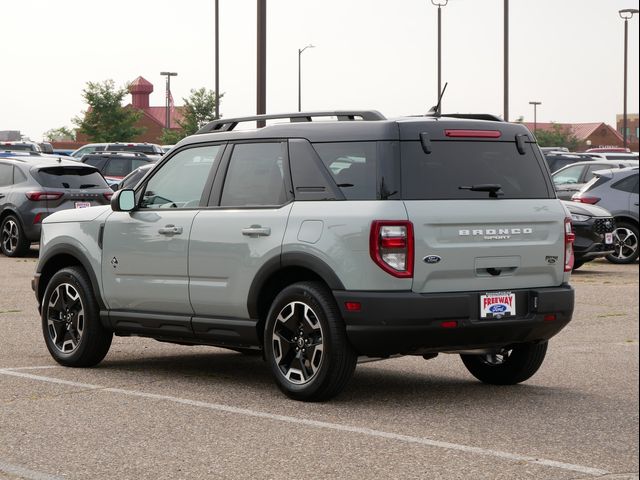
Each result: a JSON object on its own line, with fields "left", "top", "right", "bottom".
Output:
{"left": 480, "top": 291, "right": 516, "bottom": 318}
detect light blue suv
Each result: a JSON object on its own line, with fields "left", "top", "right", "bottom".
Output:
{"left": 33, "top": 111, "right": 576, "bottom": 401}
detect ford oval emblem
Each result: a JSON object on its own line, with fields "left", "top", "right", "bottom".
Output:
{"left": 423, "top": 255, "right": 442, "bottom": 264}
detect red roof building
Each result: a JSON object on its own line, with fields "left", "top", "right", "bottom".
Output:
{"left": 75, "top": 76, "right": 184, "bottom": 145}
{"left": 522, "top": 122, "right": 624, "bottom": 151}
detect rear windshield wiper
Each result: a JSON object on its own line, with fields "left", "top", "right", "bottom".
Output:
{"left": 79, "top": 184, "right": 100, "bottom": 189}
{"left": 458, "top": 184, "right": 504, "bottom": 198}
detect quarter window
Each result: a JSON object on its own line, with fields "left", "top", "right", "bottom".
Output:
{"left": 611, "top": 175, "right": 639, "bottom": 193}
{"left": 220, "top": 143, "right": 287, "bottom": 207}
{"left": 313, "top": 142, "right": 378, "bottom": 200}
{"left": 141, "top": 145, "right": 221, "bottom": 209}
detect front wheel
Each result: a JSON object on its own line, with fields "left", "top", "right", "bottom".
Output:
{"left": 606, "top": 222, "right": 639, "bottom": 264}
{"left": 42, "top": 266, "right": 113, "bottom": 367}
{"left": 264, "top": 281, "right": 357, "bottom": 402}
{"left": 460, "top": 341, "right": 548, "bottom": 385}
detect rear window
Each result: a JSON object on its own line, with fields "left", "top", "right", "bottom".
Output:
{"left": 401, "top": 141, "right": 552, "bottom": 200}
{"left": 35, "top": 167, "right": 108, "bottom": 189}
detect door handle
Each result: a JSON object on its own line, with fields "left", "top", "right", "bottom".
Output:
{"left": 242, "top": 225, "right": 271, "bottom": 237}
{"left": 158, "top": 224, "right": 183, "bottom": 235}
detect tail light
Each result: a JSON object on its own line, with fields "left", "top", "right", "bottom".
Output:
{"left": 25, "top": 191, "right": 63, "bottom": 201}
{"left": 370, "top": 221, "right": 414, "bottom": 278}
{"left": 564, "top": 217, "right": 575, "bottom": 272}
{"left": 104, "top": 192, "right": 113, "bottom": 201}
{"left": 571, "top": 195, "right": 600, "bottom": 205}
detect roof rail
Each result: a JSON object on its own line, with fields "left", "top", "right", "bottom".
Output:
{"left": 196, "top": 110, "right": 386, "bottom": 134}
{"left": 438, "top": 113, "right": 505, "bottom": 122}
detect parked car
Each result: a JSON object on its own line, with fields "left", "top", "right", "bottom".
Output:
{"left": 34, "top": 110, "right": 575, "bottom": 401}
{"left": 81, "top": 152, "right": 157, "bottom": 184}
{"left": 585, "top": 147, "right": 631, "bottom": 153}
{"left": 69, "top": 143, "right": 108, "bottom": 160}
{"left": 112, "top": 163, "right": 154, "bottom": 191}
{"left": 562, "top": 201, "right": 615, "bottom": 269}
{"left": 540, "top": 146, "right": 569, "bottom": 154}
{"left": 572, "top": 166, "right": 639, "bottom": 264}
{"left": 543, "top": 152, "right": 595, "bottom": 173}
{"left": 105, "top": 142, "right": 164, "bottom": 160}
{"left": 0, "top": 156, "right": 112, "bottom": 257}
{"left": 1, "top": 141, "right": 42, "bottom": 153}
{"left": 584, "top": 152, "right": 639, "bottom": 161}
{"left": 552, "top": 159, "right": 639, "bottom": 200}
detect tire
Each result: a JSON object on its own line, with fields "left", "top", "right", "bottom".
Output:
{"left": 606, "top": 222, "right": 639, "bottom": 264}
{"left": 1, "top": 215, "right": 30, "bottom": 257}
{"left": 264, "top": 281, "right": 357, "bottom": 401}
{"left": 460, "top": 341, "right": 548, "bottom": 385}
{"left": 41, "top": 266, "right": 112, "bottom": 367}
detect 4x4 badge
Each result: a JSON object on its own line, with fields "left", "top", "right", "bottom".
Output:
{"left": 423, "top": 255, "right": 442, "bottom": 264}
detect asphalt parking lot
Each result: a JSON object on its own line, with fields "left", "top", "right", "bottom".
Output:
{"left": 0, "top": 251, "right": 638, "bottom": 480}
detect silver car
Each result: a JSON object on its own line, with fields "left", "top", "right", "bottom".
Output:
{"left": 572, "top": 166, "right": 639, "bottom": 264}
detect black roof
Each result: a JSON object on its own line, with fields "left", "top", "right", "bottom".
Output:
{"left": 183, "top": 111, "right": 535, "bottom": 146}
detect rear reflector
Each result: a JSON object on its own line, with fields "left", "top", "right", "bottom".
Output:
{"left": 345, "top": 302, "right": 361, "bottom": 312}
{"left": 440, "top": 321, "right": 458, "bottom": 328}
{"left": 33, "top": 213, "right": 43, "bottom": 224}
{"left": 25, "top": 191, "right": 63, "bottom": 201}
{"left": 444, "top": 129, "right": 502, "bottom": 138}
{"left": 543, "top": 314, "right": 557, "bottom": 322}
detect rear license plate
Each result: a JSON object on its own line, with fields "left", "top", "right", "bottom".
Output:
{"left": 75, "top": 202, "right": 91, "bottom": 209}
{"left": 480, "top": 291, "right": 516, "bottom": 318}
{"left": 605, "top": 232, "right": 614, "bottom": 244}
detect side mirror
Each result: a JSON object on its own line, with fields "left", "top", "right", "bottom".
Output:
{"left": 111, "top": 189, "right": 136, "bottom": 212}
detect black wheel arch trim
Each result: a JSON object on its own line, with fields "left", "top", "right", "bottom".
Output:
{"left": 246, "top": 252, "right": 345, "bottom": 319}
{"left": 36, "top": 243, "right": 106, "bottom": 312}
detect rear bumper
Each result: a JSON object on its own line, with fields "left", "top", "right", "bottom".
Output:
{"left": 333, "top": 285, "right": 574, "bottom": 356}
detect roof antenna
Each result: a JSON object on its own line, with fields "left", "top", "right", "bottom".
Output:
{"left": 427, "top": 82, "right": 448, "bottom": 117}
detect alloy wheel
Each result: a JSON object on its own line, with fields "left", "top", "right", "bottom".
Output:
{"left": 271, "top": 301, "right": 324, "bottom": 385}
{"left": 611, "top": 227, "right": 638, "bottom": 261}
{"left": 46, "top": 283, "right": 85, "bottom": 354}
{"left": 1, "top": 219, "right": 19, "bottom": 254}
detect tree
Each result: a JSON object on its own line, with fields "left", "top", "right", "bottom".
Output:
{"left": 158, "top": 88, "right": 222, "bottom": 144}
{"left": 73, "top": 80, "right": 145, "bottom": 142}
{"left": 44, "top": 126, "right": 76, "bottom": 142}
{"left": 534, "top": 123, "right": 580, "bottom": 151}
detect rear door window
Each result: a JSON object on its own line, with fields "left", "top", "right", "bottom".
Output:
{"left": 103, "top": 158, "right": 131, "bottom": 177}
{"left": 35, "top": 167, "right": 108, "bottom": 189}
{"left": 220, "top": 143, "right": 287, "bottom": 207}
{"left": 83, "top": 157, "right": 106, "bottom": 169}
{"left": 553, "top": 165, "right": 586, "bottom": 185}
{"left": 401, "top": 141, "right": 552, "bottom": 200}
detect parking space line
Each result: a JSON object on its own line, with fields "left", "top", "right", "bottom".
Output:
{"left": 0, "top": 368, "right": 610, "bottom": 477}
{"left": 0, "top": 460, "right": 63, "bottom": 480}
{"left": 3, "top": 365, "right": 60, "bottom": 371}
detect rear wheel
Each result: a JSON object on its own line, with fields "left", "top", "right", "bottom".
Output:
{"left": 606, "top": 222, "right": 639, "bottom": 264}
{"left": 460, "top": 341, "right": 548, "bottom": 385}
{"left": 264, "top": 281, "right": 357, "bottom": 401}
{"left": 1, "top": 215, "right": 30, "bottom": 257}
{"left": 42, "top": 266, "right": 112, "bottom": 367}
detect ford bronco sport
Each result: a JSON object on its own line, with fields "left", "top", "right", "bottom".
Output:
{"left": 33, "top": 110, "right": 575, "bottom": 401}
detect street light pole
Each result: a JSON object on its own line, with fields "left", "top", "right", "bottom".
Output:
{"left": 298, "top": 44, "right": 315, "bottom": 112}
{"left": 160, "top": 71, "right": 178, "bottom": 129}
{"left": 214, "top": 0, "right": 219, "bottom": 119}
{"left": 257, "top": 0, "right": 266, "bottom": 127}
{"left": 529, "top": 101, "right": 541, "bottom": 134}
{"left": 431, "top": 0, "right": 448, "bottom": 100}
{"left": 504, "top": 0, "right": 509, "bottom": 122}
{"left": 619, "top": 9, "right": 638, "bottom": 150}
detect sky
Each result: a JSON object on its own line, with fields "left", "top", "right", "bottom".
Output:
{"left": 1, "top": 0, "right": 639, "bottom": 140}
